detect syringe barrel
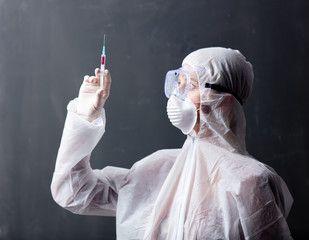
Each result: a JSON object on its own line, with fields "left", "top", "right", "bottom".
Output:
{"left": 101, "top": 55, "right": 106, "bottom": 65}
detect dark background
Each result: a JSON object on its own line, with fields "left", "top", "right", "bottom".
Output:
{"left": 0, "top": 0, "right": 308, "bottom": 239}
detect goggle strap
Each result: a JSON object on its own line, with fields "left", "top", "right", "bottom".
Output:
{"left": 205, "top": 83, "right": 243, "bottom": 105}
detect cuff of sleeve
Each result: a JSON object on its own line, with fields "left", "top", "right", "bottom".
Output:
{"left": 67, "top": 98, "right": 106, "bottom": 128}
{"left": 54, "top": 99, "right": 106, "bottom": 172}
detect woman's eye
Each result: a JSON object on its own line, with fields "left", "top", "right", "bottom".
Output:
{"left": 190, "top": 83, "right": 197, "bottom": 89}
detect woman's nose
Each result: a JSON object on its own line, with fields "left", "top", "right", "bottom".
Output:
{"left": 178, "top": 76, "right": 187, "bottom": 94}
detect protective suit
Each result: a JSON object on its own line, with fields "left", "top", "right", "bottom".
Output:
{"left": 51, "top": 47, "right": 293, "bottom": 239}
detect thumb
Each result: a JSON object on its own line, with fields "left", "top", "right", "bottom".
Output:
{"left": 93, "top": 88, "right": 105, "bottom": 111}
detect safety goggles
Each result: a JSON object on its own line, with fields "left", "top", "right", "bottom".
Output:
{"left": 164, "top": 66, "right": 202, "bottom": 101}
{"left": 165, "top": 65, "right": 243, "bottom": 105}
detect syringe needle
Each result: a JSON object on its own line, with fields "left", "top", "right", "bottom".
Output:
{"left": 100, "top": 35, "right": 106, "bottom": 89}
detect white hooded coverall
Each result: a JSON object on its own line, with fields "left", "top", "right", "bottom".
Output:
{"left": 51, "top": 47, "right": 293, "bottom": 239}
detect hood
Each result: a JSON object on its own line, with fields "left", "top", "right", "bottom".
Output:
{"left": 183, "top": 47, "right": 254, "bottom": 153}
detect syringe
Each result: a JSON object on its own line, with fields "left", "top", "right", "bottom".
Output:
{"left": 100, "top": 35, "right": 106, "bottom": 89}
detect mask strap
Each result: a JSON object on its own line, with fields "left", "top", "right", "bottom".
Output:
{"left": 205, "top": 83, "right": 243, "bottom": 105}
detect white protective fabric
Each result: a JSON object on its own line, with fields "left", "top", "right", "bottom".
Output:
{"left": 51, "top": 47, "right": 293, "bottom": 239}
{"left": 167, "top": 95, "right": 198, "bottom": 135}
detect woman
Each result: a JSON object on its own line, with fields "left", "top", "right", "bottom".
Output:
{"left": 51, "top": 47, "right": 293, "bottom": 239}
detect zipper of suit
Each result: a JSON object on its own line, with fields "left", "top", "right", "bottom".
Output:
{"left": 172, "top": 137, "right": 196, "bottom": 240}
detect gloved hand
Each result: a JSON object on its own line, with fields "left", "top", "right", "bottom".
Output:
{"left": 76, "top": 68, "right": 111, "bottom": 122}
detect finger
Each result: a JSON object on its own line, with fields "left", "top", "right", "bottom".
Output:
{"left": 95, "top": 68, "right": 101, "bottom": 79}
{"left": 103, "top": 69, "right": 111, "bottom": 94}
{"left": 93, "top": 88, "right": 105, "bottom": 110}
{"left": 84, "top": 75, "right": 90, "bottom": 83}
{"left": 94, "top": 68, "right": 101, "bottom": 84}
{"left": 89, "top": 76, "right": 97, "bottom": 84}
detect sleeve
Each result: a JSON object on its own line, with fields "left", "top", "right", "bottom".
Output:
{"left": 50, "top": 98, "right": 129, "bottom": 216}
{"left": 235, "top": 171, "right": 293, "bottom": 240}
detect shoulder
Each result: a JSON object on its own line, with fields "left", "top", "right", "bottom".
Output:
{"left": 226, "top": 155, "right": 293, "bottom": 228}
{"left": 118, "top": 149, "right": 181, "bottom": 198}
{"left": 130, "top": 149, "right": 181, "bottom": 175}
{"left": 224, "top": 154, "right": 290, "bottom": 208}
{"left": 219, "top": 152, "right": 275, "bottom": 193}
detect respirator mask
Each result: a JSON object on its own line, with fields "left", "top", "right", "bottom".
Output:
{"left": 165, "top": 66, "right": 202, "bottom": 135}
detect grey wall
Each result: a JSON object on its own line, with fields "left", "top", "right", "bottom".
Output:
{"left": 0, "top": 0, "right": 308, "bottom": 239}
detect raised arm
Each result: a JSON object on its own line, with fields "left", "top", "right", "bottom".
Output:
{"left": 51, "top": 69, "right": 128, "bottom": 216}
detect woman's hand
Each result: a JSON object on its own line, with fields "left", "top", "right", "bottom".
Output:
{"left": 76, "top": 68, "right": 111, "bottom": 122}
